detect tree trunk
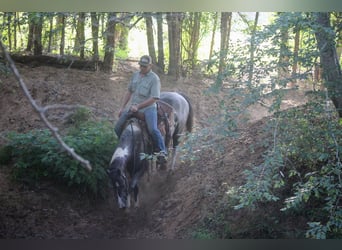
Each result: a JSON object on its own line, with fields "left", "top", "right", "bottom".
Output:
{"left": 208, "top": 12, "right": 218, "bottom": 68}
{"left": 102, "top": 12, "right": 117, "bottom": 73}
{"left": 337, "top": 33, "right": 342, "bottom": 63}
{"left": 90, "top": 12, "right": 99, "bottom": 64}
{"left": 291, "top": 24, "right": 300, "bottom": 84}
{"left": 47, "top": 14, "right": 54, "bottom": 53}
{"left": 167, "top": 12, "right": 183, "bottom": 79}
{"left": 277, "top": 13, "right": 290, "bottom": 83}
{"left": 116, "top": 14, "right": 129, "bottom": 52}
{"left": 33, "top": 13, "right": 43, "bottom": 56}
{"left": 248, "top": 12, "right": 259, "bottom": 83}
{"left": 217, "top": 12, "right": 232, "bottom": 85}
{"left": 156, "top": 12, "right": 165, "bottom": 73}
{"left": 58, "top": 13, "right": 66, "bottom": 56}
{"left": 181, "top": 12, "right": 202, "bottom": 76}
{"left": 14, "top": 12, "right": 18, "bottom": 50}
{"left": 187, "top": 12, "right": 201, "bottom": 72}
{"left": 74, "top": 12, "right": 86, "bottom": 59}
{"left": 145, "top": 12, "right": 157, "bottom": 63}
{"left": 6, "top": 13, "right": 12, "bottom": 51}
{"left": 26, "top": 14, "right": 34, "bottom": 52}
{"left": 145, "top": 13, "right": 157, "bottom": 64}
{"left": 314, "top": 12, "right": 342, "bottom": 117}
{"left": 333, "top": 12, "right": 342, "bottom": 64}
{"left": 15, "top": 12, "right": 20, "bottom": 50}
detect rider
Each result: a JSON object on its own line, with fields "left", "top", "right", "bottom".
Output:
{"left": 114, "top": 55, "right": 167, "bottom": 163}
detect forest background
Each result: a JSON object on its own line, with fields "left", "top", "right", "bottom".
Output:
{"left": 1, "top": 12, "right": 342, "bottom": 239}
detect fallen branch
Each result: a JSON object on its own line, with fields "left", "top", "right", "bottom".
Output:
{"left": 10, "top": 54, "right": 98, "bottom": 71}
{"left": 0, "top": 41, "right": 92, "bottom": 171}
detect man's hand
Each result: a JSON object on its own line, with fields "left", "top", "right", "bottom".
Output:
{"left": 118, "top": 108, "right": 124, "bottom": 117}
{"left": 130, "top": 104, "right": 139, "bottom": 112}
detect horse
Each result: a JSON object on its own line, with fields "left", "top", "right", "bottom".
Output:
{"left": 107, "top": 91, "right": 194, "bottom": 209}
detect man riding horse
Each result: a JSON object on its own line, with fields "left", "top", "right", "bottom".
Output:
{"left": 109, "top": 90, "right": 193, "bottom": 209}
{"left": 114, "top": 55, "right": 167, "bottom": 164}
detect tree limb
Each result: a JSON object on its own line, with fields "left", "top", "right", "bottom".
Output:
{"left": 0, "top": 40, "right": 92, "bottom": 171}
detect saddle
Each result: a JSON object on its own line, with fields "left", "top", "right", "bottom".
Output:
{"left": 129, "top": 100, "right": 175, "bottom": 150}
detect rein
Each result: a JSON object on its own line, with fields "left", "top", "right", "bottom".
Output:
{"left": 129, "top": 121, "right": 137, "bottom": 185}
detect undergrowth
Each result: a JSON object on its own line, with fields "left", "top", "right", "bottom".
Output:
{"left": 0, "top": 117, "right": 117, "bottom": 199}
{"left": 190, "top": 92, "right": 342, "bottom": 239}
{"left": 227, "top": 94, "right": 342, "bottom": 239}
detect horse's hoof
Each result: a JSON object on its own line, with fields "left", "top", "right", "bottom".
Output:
{"left": 158, "top": 162, "right": 167, "bottom": 171}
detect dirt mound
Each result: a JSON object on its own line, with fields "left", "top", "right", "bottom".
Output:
{"left": 0, "top": 61, "right": 308, "bottom": 238}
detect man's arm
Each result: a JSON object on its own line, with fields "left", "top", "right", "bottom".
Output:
{"left": 131, "top": 97, "right": 158, "bottom": 112}
{"left": 118, "top": 91, "right": 132, "bottom": 117}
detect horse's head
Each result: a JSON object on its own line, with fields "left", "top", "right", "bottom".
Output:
{"left": 108, "top": 166, "right": 130, "bottom": 209}
{"left": 108, "top": 119, "right": 149, "bottom": 209}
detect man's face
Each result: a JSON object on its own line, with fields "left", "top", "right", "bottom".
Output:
{"left": 140, "top": 64, "right": 151, "bottom": 74}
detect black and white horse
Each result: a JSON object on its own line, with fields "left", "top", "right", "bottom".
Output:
{"left": 107, "top": 91, "right": 194, "bottom": 209}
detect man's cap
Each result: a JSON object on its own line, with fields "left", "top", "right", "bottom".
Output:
{"left": 139, "top": 55, "right": 152, "bottom": 66}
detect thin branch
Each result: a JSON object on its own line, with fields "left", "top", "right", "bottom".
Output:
{"left": 42, "top": 104, "right": 88, "bottom": 113}
{"left": 0, "top": 40, "right": 92, "bottom": 171}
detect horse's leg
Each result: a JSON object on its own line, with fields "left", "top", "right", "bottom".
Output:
{"left": 148, "top": 160, "right": 157, "bottom": 178}
{"left": 146, "top": 160, "right": 152, "bottom": 181}
{"left": 170, "top": 134, "right": 180, "bottom": 171}
{"left": 126, "top": 193, "right": 131, "bottom": 208}
{"left": 133, "top": 186, "right": 139, "bottom": 208}
{"left": 170, "top": 147, "right": 178, "bottom": 171}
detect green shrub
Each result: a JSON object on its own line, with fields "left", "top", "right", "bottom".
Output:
{"left": 229, "top": 100, "right": 342, "bottom": 239}
{"left": 0, "top": 60, "right": 10, "bottom": 75}
{"left": 0, "top": 145, "right": 13, "bottom": 165}
{"left": 65, "top": 107, "right": 92, "bottom": 127}
{"left": 191, "top": 228, "right": 217, "bottom": 239}
{"left": 5, "top": 120, "right": 117, "bottom": 198}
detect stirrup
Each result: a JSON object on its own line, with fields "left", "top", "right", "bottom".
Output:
{"left": 155, "top": 151, "right": 167, "bottom": 164}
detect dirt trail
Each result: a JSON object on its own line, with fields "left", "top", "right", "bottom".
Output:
{"left": 0, "top": 62, "right": 309, "bottom": 238}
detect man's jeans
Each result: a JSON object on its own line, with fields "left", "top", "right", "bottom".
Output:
{"left": 114, "top": 106, "right": 167, "bottom": 153}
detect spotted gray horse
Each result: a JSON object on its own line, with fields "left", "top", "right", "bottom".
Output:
{"left": 107, "top": 91, "right": 194, "bottom": 209}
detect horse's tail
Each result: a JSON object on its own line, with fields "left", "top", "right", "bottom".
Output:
{"left": 178, "top": 92, "right": 194, "bottom": 133}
